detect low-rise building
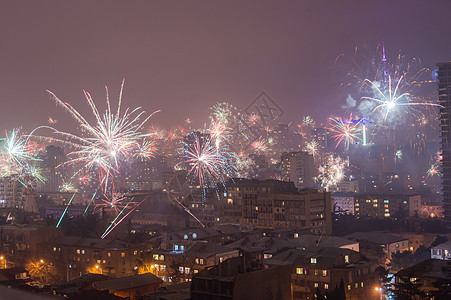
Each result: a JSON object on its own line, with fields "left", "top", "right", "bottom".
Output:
{"left": 331, "top": 192, "right": 355, "bottom": 214}
{"left": 191, "top": 255, "right": 291, "bottom": 300}
{"left": 140, "top": 241, "right": 239, "bottom": 284}
{"left": 344, "top": 231, "right": 409, "bottom": 261}
{"left": 49, "top": 236, "right": 147, "bottom": 281}
{"left": 395, "top": 259, "right": 451, "bottom": 298}
{"left": 354, "top": 193, "right": 421, "bottom": 218}
{"left": 431, "top": 240, "right": 451, "bottom": 260}
{"left": 93, "top": 272, "right": 163, "bottom": 300}
{"left": 224, "top": 179, "right": 332, "bottom": 234}
{"left": 266, "top": 247, "right": 380, "bottom": 300}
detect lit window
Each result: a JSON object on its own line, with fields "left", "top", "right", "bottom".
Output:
{"left": 325, "top": 283, "right": 329, "bottom": 289}
{"left": 322, "top": 270, "right": 327, "bottom": 276}
{"left": 310, "top": 258, "right": 317, "bottom": 264}
{"left": 294, "top": 233, "right": 299, "bottom": 238}
{"left": 344, "top": 255, "right": 349, "bottom": 263}
{"left": 153, "top": 254, "right": 159, "bottom": 260}
{"left": 179, "top": 267, "right": 184, "bottom": 273}
{"left": 185, "top": 267, "right": 190, "bottom": 274}
{"left": 184, "top": 234, "right": 188, "bottom": 239}
{"left": 314, "top": 283, "right": 319, "bottom": 288}
{"left": 194, "top": 269, "right": 199, "bottom": 274}
{"left": 133, "top": 251, "right": 137, "bottom": 255}
{"left": 175, "top": 245, "right": 179, "bottom": 251}
{"left": 121, "top": 252, "right": 125, "bottom": 257}
{"left": 97, "top": 260, "right": 101, "bottom": 264}
{"left": 348, "top": 285, "right": 351, "bottom": 290}
{"left": 76, "top": 249, "right": 80, "bottom": 254}
{"left": 53, "top": 247, "right": 57, "bottom": 252}
{"left": 296, "top": 267, "right": 303, "bottom": 274}
{"left": 159, "top": 255, "right": 164, "bottom": 261}
{"left": 200, "top": 259, "right": 204, "bottom": 264}
{"left": 81, "top": 250, "right": 85, "bottom": 255}
{"left": 181, "top": 245, "right": 185, "bottom": 251}
{"left": 108, "top": 253, "right": 111, "bottom": 257}
{"left": 361, "top": 282, "right": 364, "bottom": 287}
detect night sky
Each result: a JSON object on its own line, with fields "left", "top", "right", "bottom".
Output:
{"left": 1, "top": 0, "right": 451, "bottom": 131}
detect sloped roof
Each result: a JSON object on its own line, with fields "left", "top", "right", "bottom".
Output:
{"left": 227, "top": 236, "right": 298, "bottom": 254}
{"left": 94, "top": 273, "right": 163, "bottom": 292}
{"left": 290, "top": 234, "right": 358, "bottom": 248}
{"left": 344, "top": 231, "right": 407, "bottom": 245}
{"left": 396, "top": 259, "right": 451, "bottom": 280}
{"left": 185, "top": 242, "right": 237, "bottom": 258}
{"left": 54, "top": 236, "right": 133, "bottom": 250}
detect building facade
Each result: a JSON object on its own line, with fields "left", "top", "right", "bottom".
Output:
{"left": 281, "top": 151, "right": 315, "bottom": 189}
{"left": 438, "top": 61, "right": 451, "bottom": 228}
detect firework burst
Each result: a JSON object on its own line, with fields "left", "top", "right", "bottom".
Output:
{"left": 46, "top": 80, "right": 159, "bottom": 192}
{"left": 180, "top": 132, "right": 237, "bottom": 188}
{"left": 304, "top": 140, "right": 320, "bottom": 157}
{"left": 328, "top": 115, "right": 362, "bottom": 150}
{"left": 316, "top": 155, "right": 346, "bottom": 191}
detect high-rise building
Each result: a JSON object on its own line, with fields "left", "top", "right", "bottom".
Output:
{"left": 38, "top": 145, "right": 65, "bottom": 193}
{"left": 437, "top": 62, "right": 451, "bottom": 227}
{"left": 281, "top": 151, "right": 315, "bottom": 188}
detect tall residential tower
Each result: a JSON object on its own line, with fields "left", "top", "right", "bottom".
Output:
{"left": 438, "top": 62, "right": 451, "bottom": 227}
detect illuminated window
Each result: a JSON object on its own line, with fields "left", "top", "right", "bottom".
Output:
{"left": 227, "top": 198, "right": 233, "bottom": 204}
{"left": 348, "top": 285, "right": 351, "bottom": 290}
{"left": 296, "top": 267, "right": 303, "bottom": 274}
{"left": 179, "top": 266, "right": 184, "bottom": 273}
{"left": 322, "top": 270, "right": 327, "bottom": 276}
{"left": 108, "top": 252, "right": 111, "bottom": 257}
{"left": 76, "top": 249, "right": 80, "bottom": 254}
{"left": 194, "top": 269, "right": 199, "bottom": 274}
{"left": 314, "top": 283, "right": 318, "bottom": 288}
{"left": 294, "top": 233, "right": 299, "bottom": 238}
{"left": 361, "top": 282, "right": 364, "bottom": 287}
{"left": 121, "top": 252, "right": 125, "bottom": 257}
{"left": 310, "top": 258, "right": 317, "bottom": 264}
{"left": 344, "top": 255, "right": 349, "bottom": 263}
{"left": 153, "top": 254, "right": 159, "bottom": 260}
{"left": 134, "top": 251, "right": 137, "bottom": 255}
{"left": 325, "top": 283, "right": 329, "bottom": 289}
{"left": 53, "top": 247, "right": 57, "bottom": 252}
{"left": 185, "top": 267, "right": 190, "bottom": 274}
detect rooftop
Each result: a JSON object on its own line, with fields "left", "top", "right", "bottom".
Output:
{"left": 94, "top": 273, "right": 163, "bottom": 292}
{"left": 344, "top": 231, "right": 408, "bottom": 245}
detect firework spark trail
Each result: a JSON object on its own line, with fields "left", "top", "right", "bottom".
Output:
{"left": 167, "top": 192, "right": 205, "bottom": 228}
{"left": 56, "top": 192, "right": 76, "bottom": 228}
{"left": 100, "top": 199, "right": 132, "bottom": 239}
{"left": 95, "top": 192, "right": 138, "bottom": 214}
{"left": 101, "top": 195, "right": 149, "bottom": 239}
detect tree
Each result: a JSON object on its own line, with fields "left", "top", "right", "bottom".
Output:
{"left": 26, "top": 258, "right": 57, "bottom": 286}
{"left": 329, "top": 279, "right": 346, "bottom": 300}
